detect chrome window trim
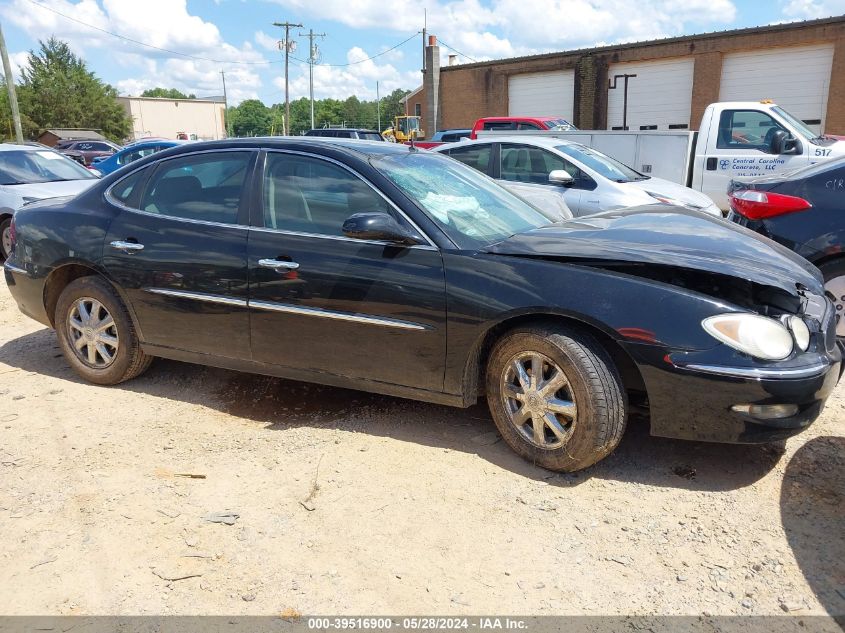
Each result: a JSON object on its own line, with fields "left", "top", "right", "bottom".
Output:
{"left": 250, "top": 299, "right": 430, "bottom": 331}
{"left": 144, "top": 288, "right": 247, "bottom": 307}
{"left": 3, "top": 261, "right": 28, "bottom": 276}
{"left": 261, "top": 148, "right": 438, "bottom": 248}
{"left": 248, "top": 225, "right": 437, "bottom": 250}
{"left": 104, "top": 148, "right": 254, "bottom": 229}
{"left": 681, "top": 361, "right": 830, "bottom": 380}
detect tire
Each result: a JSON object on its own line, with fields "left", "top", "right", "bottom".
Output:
{"left": 0, "top": 216, "right": 11, "bottom": 260}
{"left": 819, "top": 259, "right": 845, "bottom": 339}
{"left": 486, "top": 324, "right": 626, "bottom": 472}
{"left": 55, "top": 276, "right": 153, "bottom": 385}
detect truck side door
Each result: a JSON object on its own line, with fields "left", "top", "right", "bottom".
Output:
{"left": 697, "top": 108, "right": 807, "bottom": 209}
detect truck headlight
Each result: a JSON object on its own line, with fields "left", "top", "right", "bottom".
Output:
{"left": 702, "top": 313, "right": 794, "bottom": 361}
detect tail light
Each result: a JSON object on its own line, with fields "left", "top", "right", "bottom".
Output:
{"left": 729, "top": 190, "right": 811, "bottom": 220}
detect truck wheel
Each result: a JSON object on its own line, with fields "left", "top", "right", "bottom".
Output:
{"left": 485, "top": 324, "right": 626, "bottom": 472}
{"left": 1, "top": 217, "right": 11, "bottom": 260}
{"left": 55, "top": 276, "right": 153, "bottom": 385}
{"left": 820, "top": 259, "right": 845, "bottom": 338}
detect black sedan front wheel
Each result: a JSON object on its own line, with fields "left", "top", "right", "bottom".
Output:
{"left": 55, "top": 276, "right": 153, "bottom": 385}
{"left": 486, "top": 325, "right": 626, "bottom": 472}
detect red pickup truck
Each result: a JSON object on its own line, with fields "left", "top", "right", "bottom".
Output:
{"left": 404, "top": 116, "right": 578, "bottom": 149}
{"left": 469, "top": 116, "right": 577, "bottom": 139}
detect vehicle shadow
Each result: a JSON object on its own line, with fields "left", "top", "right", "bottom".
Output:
{"left": 0, "top": 328, "right": 786, "bottom": 492}
{"left": 780, "top": 435, "right": 845, "bottom": 622}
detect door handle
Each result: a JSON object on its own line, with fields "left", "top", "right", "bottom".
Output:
{"left": 110, "top": 240, "right": 145, "bottom": 253}
{"left": 706, "top": 157, "right": 718, "bottom": 171}
{"left": 258, "top": 258, "right": 299, "bottom": 270}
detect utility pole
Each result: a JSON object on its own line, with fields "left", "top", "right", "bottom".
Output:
{"left": 376, "top": 80, "right": 381, "bottom": 132}
{"left": 220, "top": 70, "right": 230, "bottom": 138}
{"left": 273, "top": 20, "right": 302, "bottom": 135}
{"left": 299, "top": 28, "right": 324, "bottom": 130}
{"left": 421, "top": 8, "right": 427, "bottom": 75}
{"left": 0, "top": 22, "right": 23, "bottom": 144}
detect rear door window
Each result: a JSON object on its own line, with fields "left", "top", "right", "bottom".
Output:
{"left": 139, "top": 151, "right": 252, "bottom": 225}
{"left": 446, "top": 144, "right": 492, "bottom": 175}
{"left": 483, "top": 121, "right": 517, "bottom": 131}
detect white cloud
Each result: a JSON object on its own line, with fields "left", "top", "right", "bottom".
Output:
{"left": 266, "top": 0, "right": 738, "bottom": 61}
{"left": 254, "top": 30, "right": 280, "bottom": 52}
{"left": 0, "top": 0, "right": 267, "bottom": 104}
{"left": 272, "top": 46, "right": 420, "bottom": 102}
{"left": 781, "top": 0, "right": 845, "bottom": 17}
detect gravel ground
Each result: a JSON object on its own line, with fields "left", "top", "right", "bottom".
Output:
{"left": 0, "top": 279, "right": 843, "bottom": 617}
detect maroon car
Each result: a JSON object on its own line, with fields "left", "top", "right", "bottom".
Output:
{"left": 54, "top": 139, "right": 121, "bottom": 166}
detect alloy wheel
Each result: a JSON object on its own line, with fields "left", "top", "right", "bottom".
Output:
{"left": 827, "top": 274, "right": 845, "bottom": 337}
{"left": 67, "top": 297, "right": 120, "bottom": 368}
{"left": 501, "top": 351, "right": 577, "bottom": 449}
{"left": 1, "top": 225, "right": 11, "bottom": 259}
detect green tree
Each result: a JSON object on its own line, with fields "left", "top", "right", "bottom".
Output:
{"left": 0, "top": 80, "right": 39, "bottom": 141}
{"left": 16, "top": 38, "right": 131, "bottom": 142}
{"left": 140, "top": 87, "right": 196, "bottom": 99}
{"left": 229, "top": 99, "right": 271, "bottom": 137}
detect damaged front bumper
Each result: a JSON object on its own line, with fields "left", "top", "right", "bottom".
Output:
{"left": 625, "top": 340, "right": 842, "bottom": 444}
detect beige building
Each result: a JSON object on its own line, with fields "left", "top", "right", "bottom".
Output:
{"left": 117, "top": 96, "right": 227, "bottom": 141}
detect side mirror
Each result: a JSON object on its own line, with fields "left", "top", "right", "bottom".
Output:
{"left": 342, "top": 212, "right": 421, "bottom": 245}
{"left": 549, "top": 169, "right": 574, "bottom": 187}
{"left": 768, "top": 129, "right": 800, "bottom": 155}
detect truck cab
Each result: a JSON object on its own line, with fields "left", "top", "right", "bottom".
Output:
{"left": 470, "top": 116, "right": 577, "bottom": 139}
{"left": 693, "top": 101, "right": 845, "bottom": 208}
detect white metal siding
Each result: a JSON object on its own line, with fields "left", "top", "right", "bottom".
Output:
{"left": 508, "top": 71, "right": 575, "bottom": 120}
{"left": 606, "top": 58, "right": 694, "bottom": 131}
{"left": 719, "top": 44, "right": 834, "bottom": 133}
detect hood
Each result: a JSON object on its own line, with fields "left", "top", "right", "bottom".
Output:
{"left": 485, "top": 206, "right": 821, "bottom": 297}
{"left": 626, "top": 176, "right": 717, "bottom": 211}
{"left": 2, "top": 179, "right": 97, "bottom": 203}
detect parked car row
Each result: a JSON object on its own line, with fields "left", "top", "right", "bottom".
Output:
{"left": 3, "top": 138, "right": 842, "bottom": 473}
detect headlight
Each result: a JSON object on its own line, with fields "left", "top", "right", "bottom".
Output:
{"left": 786, "top": 316, "right": 810, "bottom": 352}
{"left": 702, "top": 313, "right": 794, "bottom": 360}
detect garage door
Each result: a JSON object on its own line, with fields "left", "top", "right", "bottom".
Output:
{"left": 606, "top": 58, "right": 694, "bottom": 131}
{"left": 508, "top": 71, "right": 574, "bottom": 120}
{"left": 720, "top": 44, "right": 834, "bottom": 134}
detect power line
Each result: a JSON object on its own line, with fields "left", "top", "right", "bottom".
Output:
{"left": 312, "top": 33, "right": 420, "bottom": 67}
{"left": 437, "top": 39, "right": 478, "bottom": 63}
{"left": 23, "top": 0, "right": 274, "bottom": 66}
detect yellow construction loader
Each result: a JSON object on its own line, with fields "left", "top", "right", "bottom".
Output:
{"left": 382, "top": 115, "right": 424, "bottom": 142}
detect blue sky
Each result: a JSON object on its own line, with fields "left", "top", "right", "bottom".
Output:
{"left": 2, "top": 0, "right": 843, "bottom": 105}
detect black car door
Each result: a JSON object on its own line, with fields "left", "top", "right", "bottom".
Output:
{"left": 247, "top": 150, "right": 447, "bottom": 391}
{"left": 102, "top": 149, "right": 256, "bottom": 359}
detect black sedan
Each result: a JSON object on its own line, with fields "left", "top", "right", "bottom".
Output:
{"left": 4, "top": 139, "right": 842, "bottom": 472}
{"left": 728, "top": 157, "right": 844, "bottom": 338}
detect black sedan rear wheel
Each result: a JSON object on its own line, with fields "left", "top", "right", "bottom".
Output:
{"left": 486, "top": 324, "right": 626, "bottom": 472}
{"left": 55, "top": 276, "right": 153, "bottom": 385}
{"left": 820, "top": 259, "right": 845, "bottom": 338}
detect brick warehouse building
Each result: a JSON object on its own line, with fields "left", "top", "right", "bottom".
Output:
{"left": 410, "top": 16, "right": 845, "bottom": 137}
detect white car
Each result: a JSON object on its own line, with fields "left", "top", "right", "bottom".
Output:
{"left": 0, "top": 144, "right": 99, "bottom": 259}
{"left": 435, "top": 136, "right": 722, "bottom": 218}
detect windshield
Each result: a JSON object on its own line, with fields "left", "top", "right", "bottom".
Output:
{"left": 399, "top": 118, "right": 420, "bottom": 133}
{"left": 555, "top": 143, "right": 644, "bottom": 182}
{"left": 372, "top": 151, "right": 554, "bottom": 248}
{"left": 771, "top": 106, "right": 818, "bottom": 141}
{"left": 0, "top": 149, "right": 96, "bottom": 185}
{"left": 545, "top": 118, "right": 577, "bottom": 131}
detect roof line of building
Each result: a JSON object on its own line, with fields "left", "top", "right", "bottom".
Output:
{"left": 118, "top": 96, "right": 225, "bottom": 103}
{"left": 440, "top": 14, "right": 845, "bottom": 72}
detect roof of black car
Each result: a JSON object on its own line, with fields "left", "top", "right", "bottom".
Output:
{"left": 159, "top": 136, "right": 416, "bottom": 158}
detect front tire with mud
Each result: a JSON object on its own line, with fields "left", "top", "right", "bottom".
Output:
{"left": 55, "top": 276, "right": 152, "bottom": 385}
{"left": 486, "top": 324, "right": 627, "bottom": 472}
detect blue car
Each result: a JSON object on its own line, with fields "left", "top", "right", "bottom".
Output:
{"left": 92, "top": 140, "right": 183, "bottom": 175}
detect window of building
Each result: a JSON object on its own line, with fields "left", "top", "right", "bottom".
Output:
{"left": 414, "top": 103, "right": 422, "bottom": 117}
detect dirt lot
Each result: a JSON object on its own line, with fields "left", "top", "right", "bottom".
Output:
{"left": 0, "top": 279, "right": 843, "bottom": 617}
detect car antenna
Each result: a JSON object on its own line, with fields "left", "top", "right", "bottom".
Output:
{"left": 408, "top": 136, "right": 417, "bottom": 152}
